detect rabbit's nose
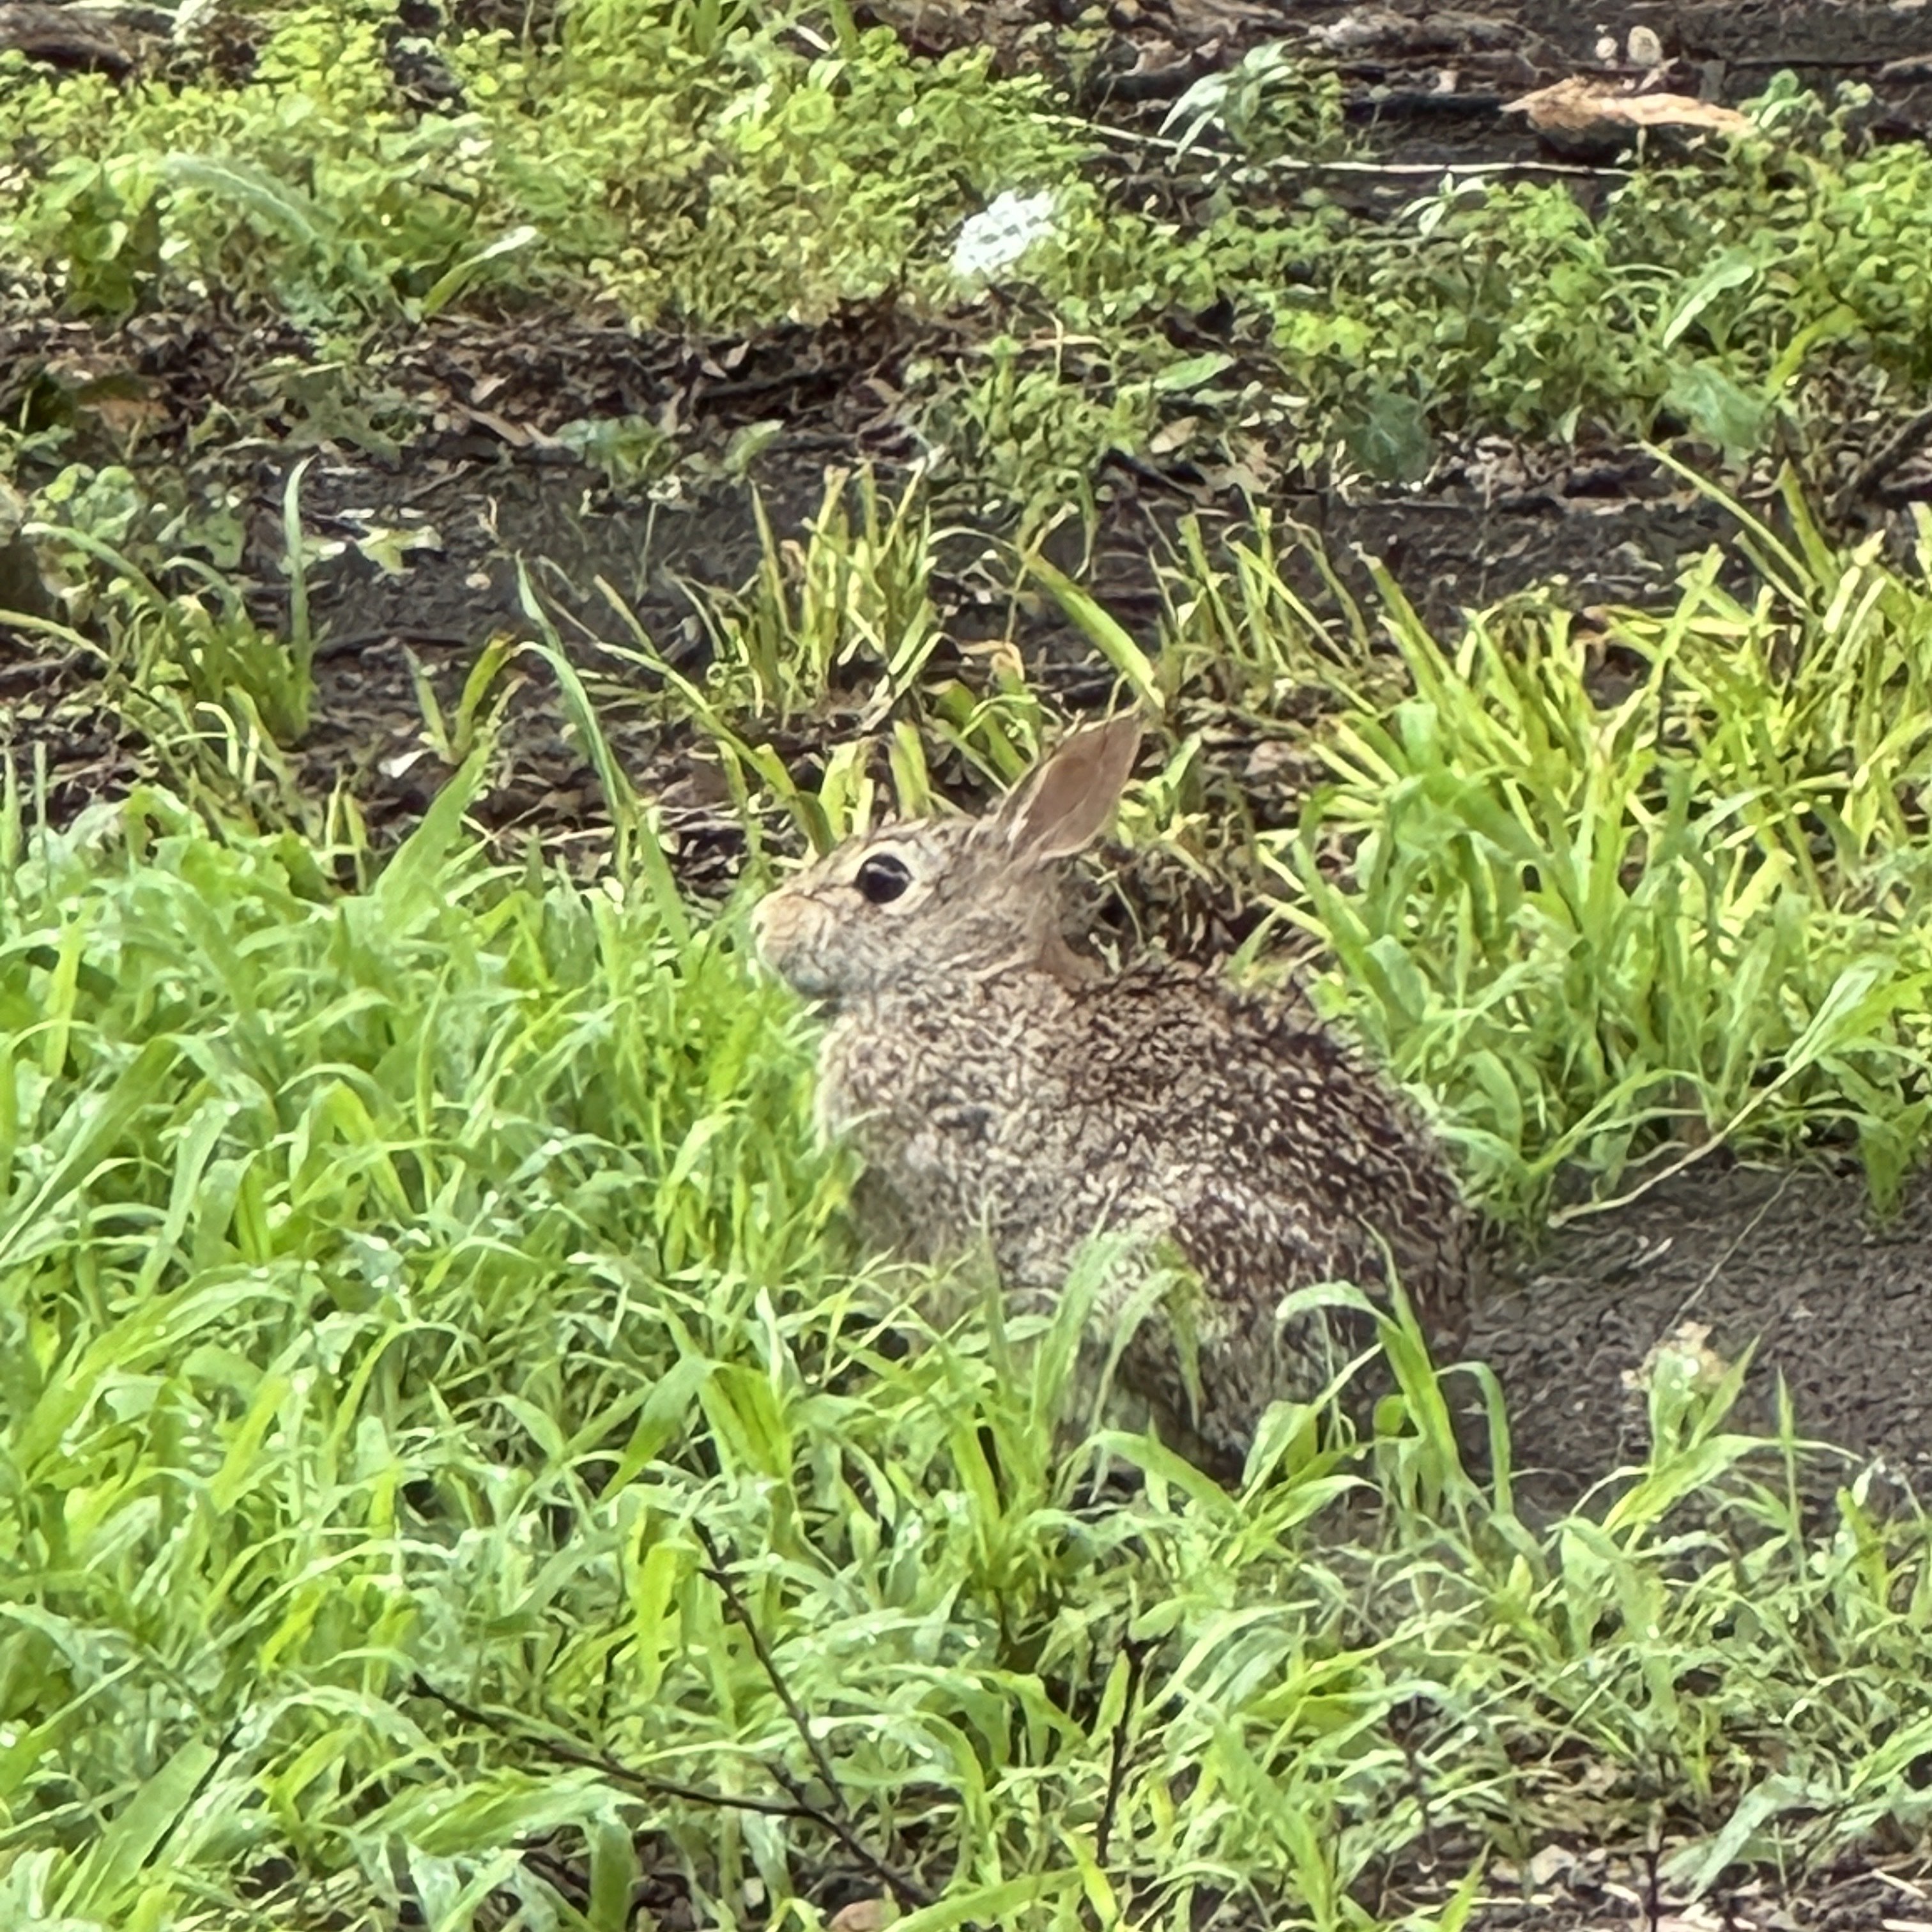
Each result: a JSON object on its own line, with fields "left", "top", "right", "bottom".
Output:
{"left": 748, "top": 893, "right": 781, "bottom": 959}
{"left": 748, "top": 891, "right": 805, "bottom": 973}
{"left": 751, "top": 891, "right": 841, "bottom": 999}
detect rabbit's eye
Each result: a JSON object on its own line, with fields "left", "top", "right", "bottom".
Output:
{"left": 855, "top": 854, "right": 913, "bottom": 905}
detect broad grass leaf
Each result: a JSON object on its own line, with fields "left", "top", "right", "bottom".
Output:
{"left": 164, "top": 154, "right": 336, "bottom": 251}
{"left": 56, "top": 1740, "right": 217, "bottom": 1919}
{"left": 1662, "top": 362, "right": 1774, "bottom": 464}
{"left": 1025, "top": 551, "right": 1162, "bottom": 712}
{"left": 0, "top": 1034, "right": 179, "bottom": 1271}
{"left": 1660, "top": 247, "right": 1760, "bottom": 349}
{"left": 1660, "top": 1772, "right": 1821, "bottom": 1899}
{"left": 889, "top": 1871, "right": 1079, "bottom": 1932}
{"left": 367, "top": 744, "right": 491, "bottom": 936}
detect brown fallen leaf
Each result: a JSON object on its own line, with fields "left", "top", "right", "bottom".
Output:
{"left": 829, "top": 1901, "right": 893, "bottom": 1932}
{"left": 1505, "top": 75, "right": 1756, "bottom": 148}
{"left": 457, "top": 404, "right": 564, "bottom": 450}
{"left": 80, "top": 392, "right": 168, "bottom": 448}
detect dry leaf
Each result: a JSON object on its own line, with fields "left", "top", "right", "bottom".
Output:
{"left": 459, "top": 404, "right": 564, "bottom": 450}
{"left": 829, "top": 1901, "right": 893, "bottom": 1932}
{"left": 1607, "top": 91, "right": 1752, "bottom": 132}
{"left": 1506, "top": 75, "right": 1754, "bottom": 142}
{"left": 1315, "top": 9, "right": 1413, "bottom": 53}
{"left": 1149, "top": 414, "right": 1201, "bottom": 455}
{"left": 83, "top": 394, "right": 167, "bottom": 442}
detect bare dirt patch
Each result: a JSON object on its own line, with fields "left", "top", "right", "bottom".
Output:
{"left": 1466, "top": 1160, "right": 1932, "bottom": 1518}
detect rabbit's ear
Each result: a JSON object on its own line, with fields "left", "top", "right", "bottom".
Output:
{"left": 997, "top": 715, "right": 1142, "bottom": 864}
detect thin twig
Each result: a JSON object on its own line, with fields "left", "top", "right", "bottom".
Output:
{"left": 1665, "top": 1167, "right": 1795, "bottom": 1334}
{"left": 1547, "top": 1052, "right": 1810, "bottom": 1229}
{"left": 418, "top": 1675, "right": 933, "bottom": 1912}
{"left": 411, "top": 1675, "right": 817, "bottom": 1822}
{"left": 1641, "top": 1837, "right": 1664, "bottom": 1932}
{"left": 1093, "top": 1640, "right": 1150, "bottom": 1866}
{"left": 1072, "top": 113, "right": 1632, "bottom": 180}
{"left": 1724, "top": 51, "right": 1930, "bottom": 68}
{"left": 766, "top": 1759, "right": 935, "bottom": 1912}
{"left": 691, "top": 1522, "right": 846, "bottom": 1801}
{"left": 691, "top": 1525, "right": 935, "bottom": 1912}
{"left": 311, "top": 627, "right": 475, "bottom": 661}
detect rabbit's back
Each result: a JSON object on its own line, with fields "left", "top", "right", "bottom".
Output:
{"left": 822, "top": 960, "right": 1478, "bottom": 1466}
{"left": 1062, "top": 963, "right": 1476, "bottom": 1310}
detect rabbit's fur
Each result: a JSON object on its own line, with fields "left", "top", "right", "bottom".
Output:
{"left": 752, "top": 717, "right": 1481, "bottom": 1472}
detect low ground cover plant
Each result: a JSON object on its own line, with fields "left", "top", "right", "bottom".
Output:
{"left": 5, "top": 6, "right": 1931, "bottom": 505}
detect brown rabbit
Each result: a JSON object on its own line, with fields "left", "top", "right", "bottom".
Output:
{"left": 751, "top": 716, "right": 1482, "bottom": 1473}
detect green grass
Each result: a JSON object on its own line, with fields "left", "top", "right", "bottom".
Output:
{"left": 8, "top": 767, "right": 1932, "bottom": 1929}
{"left": 8, "top": 5, "right": 1932, "bottom": 1919}
{"left": 24, "top": 434, "right": 1932, "bottom": 1234}
{"left": 1271, "top": 493, "right": 1932, "bottom": 1218}
{"left": 0, "top": 767, "right": 854, "bottom": 1926}
{"left": 993, "top": 79, "right": 1932, "bottom": 500}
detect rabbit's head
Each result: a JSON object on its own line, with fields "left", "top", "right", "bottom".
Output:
{"left": 751, "top": 716, "right": 1142, "bottom": 1003}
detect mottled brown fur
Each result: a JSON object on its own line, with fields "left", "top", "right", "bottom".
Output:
{"left": 752, "top": 719, "right": 1479, "bottom": 1472}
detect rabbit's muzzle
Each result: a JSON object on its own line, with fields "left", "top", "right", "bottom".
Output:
{"left": 749, "top": 888, "right": 838, "bottom": 998}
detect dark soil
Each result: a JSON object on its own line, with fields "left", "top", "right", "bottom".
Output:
{"left": 1464, "top": 1158, "right": 1932, "bottom": 1519}
{"left": 1350, "top": 1839, "right": 1932, "bottom": 1930}
{"left": 1458, "top": 1843, "right": 1932, "bottom": 1929}
{"left": 8, "top": 0, "right": 1932, "bottom": 849}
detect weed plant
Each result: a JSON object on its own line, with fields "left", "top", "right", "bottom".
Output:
{"left": 27, "top": 429, "right": 1932, "bottom": 1230}
{"left": 1273, "top": 482, "right": 1932, "bottom": 1216}
{"left": 0, "top": 1, "right": 1080, "bottom": 329}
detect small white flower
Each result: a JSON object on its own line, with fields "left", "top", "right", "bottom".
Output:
{"left": 950, "top": 190, "right": 1059, "bottom": 280}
